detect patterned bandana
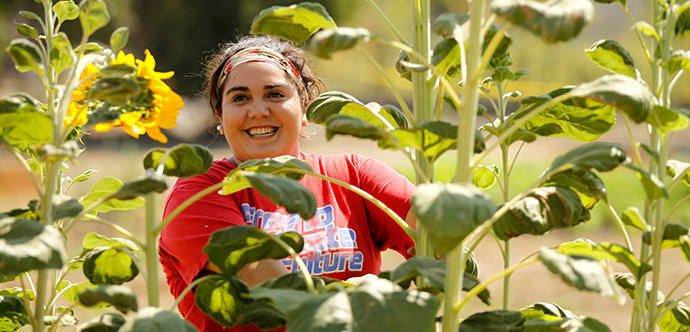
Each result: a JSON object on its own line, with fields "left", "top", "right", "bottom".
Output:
{"left": 216, "top": 47, "right": 304, "bottom": 94}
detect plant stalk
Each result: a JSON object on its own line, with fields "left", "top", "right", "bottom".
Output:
{"left": 145, "top": 193, "right": 160, "bottom": 307}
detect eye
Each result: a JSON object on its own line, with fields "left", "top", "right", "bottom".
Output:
{"left": 267, "top": 91, "right": 285, "bottom": 99}
{"left": 231, "top": 94, "right": 248, "bottom": 103}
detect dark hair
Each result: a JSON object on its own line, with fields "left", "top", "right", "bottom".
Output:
{"left": 203, "top": 35, "right": 323, "bottom": 118}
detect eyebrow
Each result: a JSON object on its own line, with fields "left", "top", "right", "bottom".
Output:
{"left": 225, "top": 83, "right": 290, "bottom": 96}
{"left": 225, "top": 86, "right": 248, "bottom": 95}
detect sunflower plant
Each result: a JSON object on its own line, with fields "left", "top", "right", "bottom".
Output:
{"left": 0, "top": 1, "right": 210, "bottom": 331}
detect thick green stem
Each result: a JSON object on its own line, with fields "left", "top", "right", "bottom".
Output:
{"left": 498, "top": 82, "right": 511, "bottom": 310}
{"left": 145, "top": 193, "right": 160, "bottom": 307}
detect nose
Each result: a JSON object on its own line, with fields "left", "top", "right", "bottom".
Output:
{"left": 247, "top": 101, "right": 270, "bottom": 118}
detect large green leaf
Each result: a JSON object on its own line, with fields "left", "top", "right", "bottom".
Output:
{"left": 78, "top": 285, "right": 138, "bottom": 313}
{"left": 246, "top": 172, "right": 316, "bottom": 220}
{"left": 307, "top": 91, "right": 408, "bottom": 129}
{"left": 79, "top": 0, "right": 110, "bottom": 37}
{"left": 287, "top": 276, "right": 437, "bottom": 332}
{"left": 541, "top": 168, "right": 607, "bottom": 209}
{"left": 412, "top": 183, "right": 496, "bottom": 254}
{"left": 79, "top": 177, "right": 145, "bottom": 214}
{"left": 547, "top": 142, "right": 626, "bottom": 174}
{"left": 539, "top": 248, "right": 625, "bottom": 304}
{"left": 391, "top": 121, "right": 465, "bottom": 161}
{"left": 143, "top": 143, "right": 213, "bottom": 178}
{"left": 659, "top": 301, "right": 690, "bottom": 332}
{"left": 118, "top": 307, "right": 197, "bottom": 332}
{"left": 648, "top": 106, "right": 689, "bottom": 135}
{"left": 83, "top": 246, "right": 139, "bottom": 285}
{"left": 6, "top": 38, "right": 43, "bottom": 76}
{"left": 88, "top": 77, "right": 140, "bottom": 106}
{"left": 458, "top": 310, "right": 525, "bottom": 331}
{"left": 389, "top": 256, "right": 491, "bottom": 304}
{"left": 59, "top": 281, "right": 110, "bottom": 309}
{"left": 203, "top": 225, "right": 303, "bottom": 276}
{"left": 0, "top": 295, "right": 28, "bottom": 332}
{"left": 493, "top": 186, "right": 589, "bottom": 240}
{"left": 507, "top": 87, "right": 616, "bottom": 142}
{"left": 0, "top": 218, "right": 66, "bottom": 275}
{"left": 585, "top": 40, "right": 637, "bottom": 78}
{"left": 53, "top": 196, "right": 84, "bottom": 220}
{"left": 110, "top": 175, "right": 168, "bottom": 200}
{"left": 0, "top": 95, "right": 52, "bottom": 150}
{"left": 555, "top": 240, "right": 651, "bottom": 278}
{"left": 571, "top": 74, "right": 653, "bottom": 123}
{"left": 432, "top": 38, "right": 462, "bottom": 81}
{"left": 324, "top": 114, "right": 398, "bottom": 148}
{"left": 195, "top": 276, "right": 251, "bottom": 328}
{"left": 232, "top": 155, "right": 313, "bottom": 181}
{"left": 77, "top": 313, "right": 126, "bottom": 332}
{"left": 81, "top": 232, "right": 140, "bottom": 255}
{"left": 309, "top": 27, "right": 371, "bottom": 59}
{"left": 250, "top": 2, "right": 336, "bottom": 43}
{"left": 491, "top": 0, "right": 594, "bottom": 43}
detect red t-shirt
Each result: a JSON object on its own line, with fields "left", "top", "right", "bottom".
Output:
{"left": 159, "top": 152, "right": 415, "bottom": 332}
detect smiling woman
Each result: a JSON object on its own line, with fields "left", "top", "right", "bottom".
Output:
{"left": 157, "top": 35, "right": 418, "bottom": 332}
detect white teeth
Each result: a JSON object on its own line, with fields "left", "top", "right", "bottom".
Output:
{"left": 247, "top": 127, "right": 277, "bottom": 136}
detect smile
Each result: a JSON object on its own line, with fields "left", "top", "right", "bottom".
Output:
{"left": 245, "top": 126, "right": 278, "bottom": 137}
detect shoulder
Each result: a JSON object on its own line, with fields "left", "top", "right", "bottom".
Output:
{"left": 171, "top": 158, "right": 235, "bottom": 190}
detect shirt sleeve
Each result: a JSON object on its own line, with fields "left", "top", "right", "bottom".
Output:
{"left": 159, "top": 177, "right": 245, "bottom": 286}
{"left": 352, "top": 153, "right": 415, "bottom": 258}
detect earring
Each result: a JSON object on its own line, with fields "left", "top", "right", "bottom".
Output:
{"left": 216, "top": 124, "right": 224, "bottom": 135}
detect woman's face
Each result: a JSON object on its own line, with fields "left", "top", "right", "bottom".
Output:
{"left": 219, "top": 61, "right": 306, "bottom": 163}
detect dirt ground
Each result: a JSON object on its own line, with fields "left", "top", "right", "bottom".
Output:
{"left": 1, "top": 124, "right": 688, "bottom": 331}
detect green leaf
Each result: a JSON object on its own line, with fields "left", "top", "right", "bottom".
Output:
{"left": 72, "top": 169, "right": 98, "bottom": 184}
{"left": 77, "top": 313, "right": 126, "bottom": 332}
{"left": 391, "top": 121, "right": 466, "bottom": 162}
{"left": 547, "top": 142, "right": 627, "bottom": 174}
{"left": 622, "top": 162, "right": 669, "bottom": 200}
{"left": 307, "top": 91, "right": 408, "bottom": 129}
{"left": 458, "top": 310, "right": 525, "bottom": 331}
{"left": 491, "top": 0, "right": 594, "bottom": 43}
{"left": 555, "top": 240, "right": 652, "bottom": 278}
{"left": 83, "top": 246, "right": 139, "bottom": 285}
{"left": 667, "top": 159, "right": 690, "bottom": 187}
{"left": 37, "top": 141, "right": 80, "bottom": 162}
{"left": 432, "top": 13, "right": 469, "bottom": 38}
{"left": 493, "top": 186, "right": 590, "bottom": 240}
{"left": 109, "top": 27, "right": 129, "bottom": 53}
{"left": 287, "top": 276, "right": 438, "bottom": 332}
{"left": 412, "top": 183, "right": 496, "bottom": 254}
{"left": 648, "top": 106, "right": 689, "bottom": 135}
{"left": 621, "top": 207, "right": 649, "bottom": 231}
{"left": 195, "top": 276, "right": 251, "bottom": 328}
{"left": 6, "top": 38, "right": 44, "bottom": 76}
{"left": 82, "top": 232, "right": 140, "bottom": 255}
{"left": 19, "top": 11, "right": 42, "bottom": 23}
{"left": 482, "top": 124, "right": 537, "bottom": 146}
{"left": 395, "top": 50, "right": 413, "bottom": 81}
{"left": 110, "top": 175, "right": 168, "bottom": 200}
{"left": 118, "top": 307, "right": 197, "bottom": 332}
{"left": 232, "top": 155, "right": 313, "bottom": 181}
{"left": 53, "top": 196, "right": 84, "bottom": 220}
{"left": 432, "top": 38, "right": 462, "bottom": 81}
{"left": 14, "top": 23, "right": 38, "bottom": 39}
{"left": 249, "top": 287, "right": 316, "bottom": 318}
{"left": 50, "top": 32, "right": 75, "bottom": 77}
{"left": 53, "top": 1, "right": 80, "bottom": 23}
{"left": 586, "top": 40, "right": 637, "bottom": 78}
{"left": 79, "top": 177, "right": 145, "bottom": 214}
{"left": 244, "top": 172, "right": 316, "bottom": 220}
{"left": 539, "top": 248, "right": 625, "bottom": 304}
{"left": 87, "top": 77, "right": 140, "bottom": 106}
{"left": 541, "top": 168, "right": 607, "bottom": 209}
{"left": 250, "top": 2, "right": 336, "bottom": 43}
{"left": 324, "top": 114, "right": 397, "bottom": 149}
{"left": 203, "top": 225, "right": 303, "bottom": 275}
{"left": 664, "top": 50, "right": 690, "bottom": 74}
{"left": 571, "top": 74, "right": 654, "bottom": 123}
{"left": 0, "top": 296, "right": 28, "bottom": 332}
{"left": 520, "top": 302, "right": 577, "bottom": 320}
{"left": 0, "top": 288, "right": 34, "bottom": 301}
{"left": 143, "top": 143, "right": 213, "bottom": 178}
{"left": 680, "top": 235, "right": 690, "bottom": 263}
{"left": 78, "top": 285, "right": 137, "bottom": 313}
{"left": 74, "top": 42, "right": 103, "bottom": 54}
{"left": 79, "top": 0, "right": 110, "bottom": 37}
{"left": 643, "top": 223, "right": 690, "bottom": 249}
{"left": 59, "top": 281, "right": 109, "bottom": 309}
{"left": 659, "top": 301, "right": 690, "bottom": 332}
{"left": 506, "top": 87, "right": 616, "bottom": 142}
{"left": 309, "top": 27, "right": 371, "bottom": 59}
{"left": 389, "top": 256, "right": 491, "bottom": 304}
{"left": 633, "top": 21, "right": 661, "bottom": 41}
{"left": 0, "top": 218, "right": 66, "bottom": 275}
{"left": 676, "top": 3, "right": 690, "bottom": 35}
{"left": 472, "top": 164, "right": 498, "bottom": 190}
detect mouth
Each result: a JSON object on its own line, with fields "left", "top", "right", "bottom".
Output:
{"left": 245, "top": 126, "right": 278, "bottom": 137}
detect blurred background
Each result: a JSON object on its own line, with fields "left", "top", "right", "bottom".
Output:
{"left": 0, "top": 1, "right": 688, "bottom": 330}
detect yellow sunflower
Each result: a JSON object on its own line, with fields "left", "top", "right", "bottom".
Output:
{"left": 64, "top": 63, "right": 100, "bottom": 127}
{"left": 65, "top": 50, "right": 183, "bottom": 144}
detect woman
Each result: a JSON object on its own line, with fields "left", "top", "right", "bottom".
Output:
{"left": 159, "top": 35, "right": 416, "bottom": 332}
